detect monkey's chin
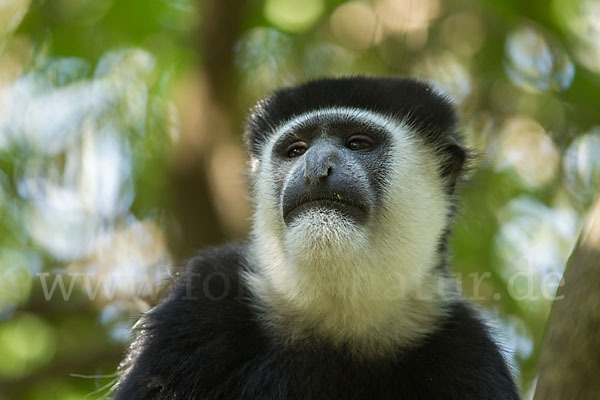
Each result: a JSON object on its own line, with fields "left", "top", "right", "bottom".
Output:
{"left": 283, "top": 208, "right": 367, "bottom": 261}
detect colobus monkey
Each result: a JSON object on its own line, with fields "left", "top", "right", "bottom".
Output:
{"left": 113, "top": 77, "right": 520, "bottom": 399}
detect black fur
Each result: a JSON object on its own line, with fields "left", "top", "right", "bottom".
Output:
{"left": 113, "top": 244, "right": 519, "bottom": 399}
{"left": 245, "top": 77, "right": 459, "bottom": 150}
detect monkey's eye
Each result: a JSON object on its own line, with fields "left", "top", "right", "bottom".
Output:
{"left": 286, "top": 142, "right": 308, "bottom": 158}
{"left": 346, "top": 135, "right": 373, "bottom": 151}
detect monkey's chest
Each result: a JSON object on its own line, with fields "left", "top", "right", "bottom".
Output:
{"left": 196, "top": 338, "right": 472, "bottom": 400}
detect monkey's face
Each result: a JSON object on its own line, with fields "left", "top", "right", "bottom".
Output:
{"left": 250, "top": 107, "right": 455, "bottom": 268}
{"left": 272, "top": 111, "right": 391, "bottom": 256}
{"left": 276, "top": 115, "right": 389, "bottom": 227}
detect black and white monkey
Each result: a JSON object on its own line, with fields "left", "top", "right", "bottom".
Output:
{"left": 113, "top": 77, "right": 520, "bottom": 399}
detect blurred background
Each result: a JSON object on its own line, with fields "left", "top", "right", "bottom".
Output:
{"left": 0, "top": 0, "right": 599, "bottom": 398}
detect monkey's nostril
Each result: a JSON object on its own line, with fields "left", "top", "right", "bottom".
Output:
{"left": 317, "top": 165, "right": 332, "bottom": 181}
{"left": 317, "top": 166, "right": 333, "bottom": 181}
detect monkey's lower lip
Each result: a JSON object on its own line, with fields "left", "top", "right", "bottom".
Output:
{"left": 284, "top": 198, "right": 368, "bottom": 224}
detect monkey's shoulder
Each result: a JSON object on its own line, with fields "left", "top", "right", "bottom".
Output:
{"left": 414, "top": 303, "right": 519, "bottom": 397}
{"left": 148, "top": 243, "right": 256, "bottom": 337}
{"left": 113, "top": 244, "right": 261, "bottom": 398}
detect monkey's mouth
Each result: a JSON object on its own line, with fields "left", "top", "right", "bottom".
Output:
{"left": 283, "top": 195, "right": 368, "bottom": 224}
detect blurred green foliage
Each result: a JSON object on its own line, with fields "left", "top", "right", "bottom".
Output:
{"left": 0, "top": 0, "right": 599, "bottom": 398}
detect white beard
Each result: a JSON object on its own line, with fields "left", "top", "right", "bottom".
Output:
{"left": 283, "top": 207, "right": 368, "bottom": 264}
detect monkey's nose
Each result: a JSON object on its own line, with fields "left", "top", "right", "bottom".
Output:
{"left": 303, "top": 148, "right": 336, "bottom": 186}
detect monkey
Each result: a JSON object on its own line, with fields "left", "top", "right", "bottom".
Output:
{"left": 112, "top": 76, "right": 520, "bottom": 399}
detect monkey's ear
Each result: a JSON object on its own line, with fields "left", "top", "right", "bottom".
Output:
{"left": 440, "top": 136, "right": 467, "bottom": 185}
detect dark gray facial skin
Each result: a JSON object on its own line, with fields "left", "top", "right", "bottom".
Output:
{"left": 269, "top": 116, "right": 393, "bottom": 226}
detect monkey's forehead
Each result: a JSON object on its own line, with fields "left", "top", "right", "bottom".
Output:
{"left": 244, "top": 76, "right": 458, "bottom": 156}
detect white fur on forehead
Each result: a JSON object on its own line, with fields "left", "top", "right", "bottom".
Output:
{"left": 246, "top": 107, "right": 453, "bottom": 355}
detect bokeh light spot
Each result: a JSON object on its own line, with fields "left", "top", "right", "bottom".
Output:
{"left": 505, "top": 26, "right": 575, "bottom": 92}
{"left": 553, "top": 0, "right": 600, "bottom": 73}
{"left": 563, "top": 129, "right": 600, "bottom": 209}
{"left": 440, "top": 12, "right": 485, "bottom": 57}
{"left": 374, "top": 0, "right": 440, "bottom": 33}
{"left": 0, "top": 249, "right": 41, "bottom": 317}
{"left": 329, "top": 2, "right": 384, "bottom": 50}
{"left": 235, "top": 27, "right": 296, "bottom": 99}
{"left": 494, "top": 116, "right": 560, "bottom": 188}
{"left": 0, "top": 313, "right": 57, "bottom": 378}
{"left": 264, "top": 0, "right": 325, "bottom": 33}
{"left": 0, "top": 0, "right": 31, "bottom": 36}
{"left": 411, "top": 51, "right": 471, "bottom": 103}
{"left": 495, "top": 196, "right": 579, "bottom": 314}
